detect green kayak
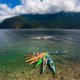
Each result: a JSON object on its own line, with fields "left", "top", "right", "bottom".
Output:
{"left": 35, "top": 59, "right": 43, "bottom": 67}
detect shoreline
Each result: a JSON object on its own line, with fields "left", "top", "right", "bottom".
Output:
{"left": 0, "top": 61, "right": 80, "bottom": 80}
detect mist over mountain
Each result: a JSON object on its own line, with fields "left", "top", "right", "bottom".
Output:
{"left": 0, "top": 12, "right": 80, "bottom": 29}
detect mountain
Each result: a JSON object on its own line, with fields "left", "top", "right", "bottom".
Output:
{"left": 0, "top": 12, "right": 80, "bottom": 29}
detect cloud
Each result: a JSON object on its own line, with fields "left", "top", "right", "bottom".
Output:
{"left": 0, "top": 0, "right": 80, "bottom": 22}
{"left": 21, "top": 0, "right": 80, "bottom": 13}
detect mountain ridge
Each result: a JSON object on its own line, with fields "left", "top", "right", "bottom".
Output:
{"left": 0, "top": 12, "right": 80, "bottom": 29}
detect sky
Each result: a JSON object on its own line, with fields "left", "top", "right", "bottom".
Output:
{"left": 0, "top": 0, "right": 80, "bottom": 22}
{"left": 0, "top": 0, "right": 21, "bottom": 8}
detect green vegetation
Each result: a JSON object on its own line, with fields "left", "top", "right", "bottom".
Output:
{"left": 0, "top": 12, "right": 80, "bottom": 29}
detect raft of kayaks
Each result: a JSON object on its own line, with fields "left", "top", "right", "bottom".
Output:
{"left": 25, "top": 51, "right": 68, "bottom": 74}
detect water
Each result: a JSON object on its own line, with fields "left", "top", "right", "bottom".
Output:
{"left": 0, "top": 29, "right": 80, "bottom": 80}
{"left": 0, "top": 29, "right": 80, "bottom": 67}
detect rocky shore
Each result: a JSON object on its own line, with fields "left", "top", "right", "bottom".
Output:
{"left": 0, "top": 61, "right": 80, "bottom": 80}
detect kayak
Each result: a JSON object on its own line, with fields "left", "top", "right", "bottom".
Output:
{"left": 25, "top": 51, "right": 57, "bottom": 74}
{"left": 42, "top": 56, "right": 47, "bottom": 73}
{"left": 48, "top": 55, "right": 56, "bottom": 74}
{"left": 35, "top": 59, "right": 43, "bottom": 67}
{"left": 25, "top": 52, "right": 46, "bottom": 64}
{"left": 52, "top": 51, "right": 68, "bottom": 55}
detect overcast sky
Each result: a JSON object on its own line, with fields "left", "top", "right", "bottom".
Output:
{"left": 0, "top": 0, "right": 80, "bottom": 22}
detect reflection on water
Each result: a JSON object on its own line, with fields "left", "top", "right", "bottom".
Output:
{"left": 0, "top": 29, "right": 80, "bottom": 61}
